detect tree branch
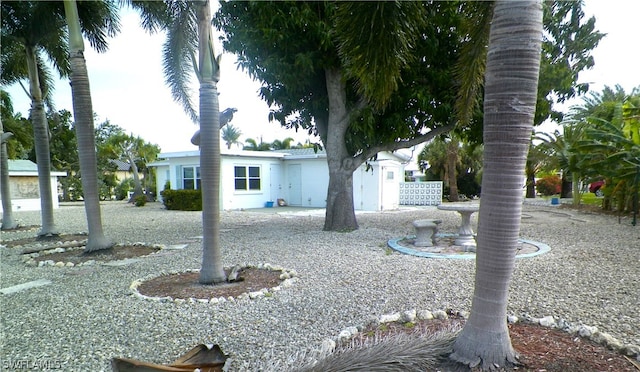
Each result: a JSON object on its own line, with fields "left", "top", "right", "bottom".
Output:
{"left": 353, "top": 123, "right": 455, "bottom": 165}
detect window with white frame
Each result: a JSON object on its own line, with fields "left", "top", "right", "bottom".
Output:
{"left": 234, "top": 165, "right": 261, "bottom": 191}
{"left": 386, "top": 170, "right": 395, "bottom": 180}
{"left": 182, "top": 166, "right": 201, "bottom": 189}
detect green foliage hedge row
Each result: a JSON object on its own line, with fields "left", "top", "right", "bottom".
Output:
{"left": 160, "top": 189, "right": 202, "bottom": 211}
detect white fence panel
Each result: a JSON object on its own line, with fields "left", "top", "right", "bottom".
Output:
{"left": 399, "top": 181, "right": 442, "bottom": 206}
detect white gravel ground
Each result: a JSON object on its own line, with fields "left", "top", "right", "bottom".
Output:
{"left": 1, "top": 201, "right": 638, "bottom": 371}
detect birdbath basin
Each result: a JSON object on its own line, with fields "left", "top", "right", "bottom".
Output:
{"left": 437, "top": 203, "right": 480, "bottom": 246}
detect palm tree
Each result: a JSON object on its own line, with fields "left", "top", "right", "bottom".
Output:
{"left": 243, "top": 137, "right": 270, "bottom": 151}
{"left": 450, "top": 1, "right": 543, "bottom": 369}
{"left": 576, "top": 96, "right": 640, "bottom": 212}
{"left": 1, "top": 1, "right": 67, "bottom": 237}
{"left": 131, "top": 0, "right": 226, "bottom": 284}
{"left": 525, "top": 142, "right": 550, "bottom": 198}
{"left": 221, "top": 123, "right": 242, "bottom": 149}
{"left": 63, "top": 0, "right": 118, "bottom": 252}
{"left": 271, "top": 137, "right": 295, "bottom": 150}
{"left": 1, "top": 112, "right": 17, "bottom": 230}
{"left": 1, "top": 1, "right": 118, "bottom": 238}
{"left": 536, "top": 124, "right": 587, "bottom": 205}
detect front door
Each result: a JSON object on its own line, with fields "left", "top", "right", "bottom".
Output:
{"left": 269, "top": 164, "right": 281, "bottom": 202}
{"left": 287, "top": 164, "right": 302, "bottom": 206}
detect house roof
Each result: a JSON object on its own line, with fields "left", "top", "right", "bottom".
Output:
{"left": 8, "top": 159, "right": 38, "bottom": 172}
{"left": 155, "top": 149, "right": 287, "bottom": 161}
{"left": 153, "top": 148, "right": 411, "bottom": 163}
{"left": 109, "top": 159, "right": 131, "bottom": 171}
{"left": 7, "top": 159, "right": 66, "bottom": 176}
{"left": 272, "top": 148, "right": 327, "bottom": 159}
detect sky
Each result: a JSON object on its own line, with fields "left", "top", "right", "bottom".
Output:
{"left": 4, "top": 1, "right": 640, "bottom": 154}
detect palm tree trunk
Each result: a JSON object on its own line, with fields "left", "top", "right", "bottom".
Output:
{"left": 197, "top": 1, "right": 226, "bottom": 285}
{"left": 447, "top": 140, "right": 459, "bottom": 202}
{"left": 450, "top": 1, "right": 543, "bottom": 370}
{"left": 572, "top": 172, "right": 582, "bottom": 206}
{"left": 64, "top": 0, "right": 112, "bottom": 252}
{"left": 127, "top": 154, "right": 145, "bottom": 201}
{"left": 525, "top": 159, "right": 537, "bottom": 198}
{"left": 25, "top": 45, "right": 58, "bottom": 237}
{"left": 1, "top": 121, "right": 18, "bottom": 230}
{"left": 560, "top": 173, "right": 572, "bottom": 198}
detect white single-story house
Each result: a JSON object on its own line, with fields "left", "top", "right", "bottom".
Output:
{"left": 149, "top": 148, "right": 409, "bottom": 211}
{"left": 0, "top": 159, "right": 66, "bottom": 212}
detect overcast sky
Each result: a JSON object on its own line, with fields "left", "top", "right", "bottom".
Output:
{"left": 4, "top": 0, "right": 640, "bottom": 153}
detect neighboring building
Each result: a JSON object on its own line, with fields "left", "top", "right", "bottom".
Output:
{"left": 149, "top": 148, "right": 408, "bottom": 211}
{"left": 109, "top": 159, "right": 134, "bottom": 183}
{"left": 0, "top": 160, "right": 66, "bottom": 212}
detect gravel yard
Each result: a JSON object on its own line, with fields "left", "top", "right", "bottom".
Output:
{"left": 1, "top": 201, "right": 638, "bottom": 371}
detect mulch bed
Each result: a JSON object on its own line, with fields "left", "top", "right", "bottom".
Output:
{"left": 30, "top": 244, "right": 161, "bottom": 265}
{"left": 5, "top": 234, "right": 161, "bottom": 265}
{"left": 4, "top": 234, "right": 89, "bottom": 249}
{"left": 354, "top": 315, "right": 638, "bottom": 371}
{"left": 135, "top": 268, "right": 284, "bottom": 299}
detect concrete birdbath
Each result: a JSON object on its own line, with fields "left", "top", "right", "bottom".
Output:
{"left": 437, "top": 203, "right": 480, "bottom": 248}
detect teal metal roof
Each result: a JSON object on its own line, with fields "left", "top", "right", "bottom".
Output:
{"left": 7, "top": 159, "right": 66, "bottom": 176}
{"left": 7, "top": 159, "right": 37, "bottom": 172}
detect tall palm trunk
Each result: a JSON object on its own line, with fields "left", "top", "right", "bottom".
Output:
{"left": 572, "top": 172, "right": 582, "bottom": 206}
{"left": 450, "top": 1, "right": 543, "bottom": 370}
{"left": 323, "top": 68, "right": 358, "bottom": 231}
{"left": 64, "top": 0, "right": 112, "bottom": 252}
{"left": 525, "top": 159, "right": 537, "bottom": 198}
{"left": 560, "top": 173, "right": 572, "bottom": 198}
{"left": 446, "top": 139, "right": 460, "bottom": 202}
{"left": 127, "top": 153, "right": 145, "bottom": 201}
{"left": 1, "top": 121, "right": 18, "bottom": 229}
{"left": 197, "top": 1, "right": 226, "bottom": 284}
{"left": 25, "top": 45, "right": 58, "bottom": 237}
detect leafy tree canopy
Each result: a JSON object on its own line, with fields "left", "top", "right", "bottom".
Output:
{"left": 214, "top": 1, "right": 467, "bottom": 158}
{"left": 535, "top": 0, "right": 604, "bottom": 125}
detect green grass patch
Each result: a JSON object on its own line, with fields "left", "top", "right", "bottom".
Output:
{"left": 580, "top": 193, "right": 603, "bottom": 206}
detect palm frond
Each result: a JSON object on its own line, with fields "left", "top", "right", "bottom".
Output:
{"left": 39, "top": 27, "right": 70, "bottom": 78}
{"left": 35, "top": 54, "right": 57, "bottom": 112}
{"left": 76, "top": 0, "right": 121, "bottom": 53}
{"left": 453, "top": 2, "right": 493, "bottom": 127}
{"left": 128, "top": 1, "right": 172, "bottom": 33}
{"left": 161, "top": 4, "right": 199, "bottom": 123}
{"left": 333, "top": 1, "right": 427, "bottom": 110}
{"left": 0, "top": 36, "right": 28, "bottom": 86}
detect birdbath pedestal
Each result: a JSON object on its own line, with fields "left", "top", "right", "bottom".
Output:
{"left": 437, "top": 203, "right": 480, "bottom": 247}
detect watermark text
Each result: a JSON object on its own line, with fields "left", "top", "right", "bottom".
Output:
{"left": 2, "top": 359, "right": 63, "bottom": 370}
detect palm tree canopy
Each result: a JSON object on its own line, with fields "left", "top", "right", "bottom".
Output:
{"left": 1, "top": 1, "right": 120, "bottom": 99}
{"left": 1, "top": 1, "right": 119, "bottom": 69}
{"left": 221, "top": 124, "right": 242, "bottom": 149}
{"left": 129, "top": 1, "right": 199, "bottom": 122}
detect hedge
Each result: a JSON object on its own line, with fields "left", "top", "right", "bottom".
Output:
{"left": 160, "top": 189, "right": 202, "bottom": 211}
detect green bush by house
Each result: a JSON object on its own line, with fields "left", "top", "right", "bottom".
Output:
{"left": 134, "top": 194, "right": 147, "bottom": 207}
{"left": 160, "top": 189, "right": 202, "bottom": 211}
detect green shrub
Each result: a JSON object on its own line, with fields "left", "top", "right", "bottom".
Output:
{"left": 115, "top": 178, "right": 135, "bottom": 200}
{"left": 134, "top": 194, "right": 147, "bottom": 207}
{"left": 535, "top": 175, "right": 561, "bottom": 196}
{"left": 160, "top": 189, "right": 202, "bottom": 211}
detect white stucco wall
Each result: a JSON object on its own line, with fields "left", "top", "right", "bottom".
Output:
{"left": 220, "top": 155, "right": 282, "bottom": 210}
{"left": 150, "top": 150, "right": 405, "bottom": 212}
{"left": 0, "top": 174, "right": 63, "bottom": 213}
